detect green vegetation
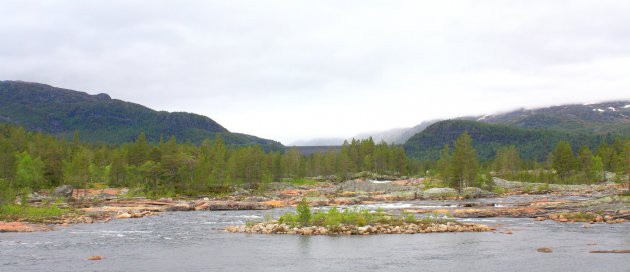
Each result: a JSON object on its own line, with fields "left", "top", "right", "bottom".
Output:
{"left": 277, "top": 202, "right": 452, "bottom": 228}
{"left": 557, "top": 211, "right": 599, "bottom": 222}
{"left": 434, "top": 132, "right": 493, "bottom": 191}
{"left": 0, "top": 81, "right": 283, "bottom": 151}
{"left": 0, "top": 124, "right": 413, "bottom": 199}
{"left": 0, "top": 204, "right": 69, "bottom": 223}
{"left": 418, "top": 121, "right": 628, "bottom": 187}
{"left": 404, "top": 120, "right": 618, "bottom": 161}
{"left": 495, "top": 139, "right": 629, "bottom": 185}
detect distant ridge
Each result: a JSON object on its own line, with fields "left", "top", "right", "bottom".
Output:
{"left": 0, "top": 80, "right": 283, "bottom": 151}
{"left": 403, "top": 120, "right": 618, "bottom": 161}
{"left": 344, "top": 100, "right": 630, "bottom": 146}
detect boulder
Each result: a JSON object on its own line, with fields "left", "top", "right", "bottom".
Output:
{"left": 166, "top": 202, "right": 194, "bottom": 211}
{"left": 303, "top": 197, "right": 329, "bottom": 206}
{"left": 333, "top": 197, "right": 361, "bottom": 205}
{"left": 53, "top": 185, "right": 74, "bottom": 197}
{"left": 423, "top": 188, "right": 458, "bottom": 198}
{"left": 194, "top": 202, "right": 210, "bottom": 211}
{"left": 116, "top": 212, "right": 132, "bottom": 219}
{"left": 0, "top": 221, "right": 52, "bottom": 232}
{"left": 462, "top": 187, "right": 485, "bottom": 199}
{"left": 88, "top": 256, "right": 103, "bottom": 261}
{"left": 537, "top": 247, "right": 553, "bottom": 253}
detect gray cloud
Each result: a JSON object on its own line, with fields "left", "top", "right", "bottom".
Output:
{"left": 1, "top": 1, "right": 630, "bottom": 144}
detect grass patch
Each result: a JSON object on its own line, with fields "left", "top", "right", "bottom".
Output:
{"left": 492, "top": 187, "right": 508, "bottom": 195}
{"left": 275, "top": 200, "right": 453, "bottom": 228}
{"left": 0, "top": 204, "right": 70, "bottom": 223}
{"left": 287, "top": 178, "right": 318, "bottom": 186}
{"left": 557, "top": 211, "right": 598, "bottom": 222}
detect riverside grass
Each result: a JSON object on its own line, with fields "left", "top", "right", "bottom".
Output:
{"left": 0, "top": 204, "right": 69, "bottom": 223}
{"left": 272, "top": 199, "right": 453, "bottom": 228}
{"left": 232, "top": 200, "right": 494, "bottom": 236}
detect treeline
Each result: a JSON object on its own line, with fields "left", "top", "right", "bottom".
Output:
{"left": 0, "top": 125, "right": 412, "bottom": 197}
{"left": 433, "top": 132, "right": 630, "bottom": 190}
{"left": 493, "top": 138, "right": 630, "bottom": 184}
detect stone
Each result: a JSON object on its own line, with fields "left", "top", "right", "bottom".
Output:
{"left": 116, "top": 213, "right": 132, "bottom": 219}
{"left": 88, "top": 256, "right": 103, "bottom": 261}
{"left": 333, "top": 197, "right": 361, "bottom": 205}
{"left": 534, "top": 217, "right": 546, "bottom": 221}
{"left": 194, "top": 202, "right": 210, "bottom": 211}
{"left": 0, "top": 221, "right": 52, "bottom": 232}
{"left": 537, "top": 247, "right": 553, "bottom": 253}
{"left": 303, "top": 197, "right": 330, "bottom": 206}
{"left": 589, "top": 250, "right": 630, "bottom": 253}
{"left": 462, "top": 187, "right": 484, "bottom": 199}
{"left": 166, "top": 202, "right": 194, "bottom": 211}
{"left": 53, "top": 185, "right": 74, "bottom": 197}
{"left": 423, "top": 188, "right": 458, "bottom": 198}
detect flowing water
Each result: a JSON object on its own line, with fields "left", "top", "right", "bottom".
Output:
{"left": 1, "top": 199, "right": 629, "bottom": 272}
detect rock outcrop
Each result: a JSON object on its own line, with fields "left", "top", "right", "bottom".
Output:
{"left": 225, "top": 221, "right": 495, "bottom": 235}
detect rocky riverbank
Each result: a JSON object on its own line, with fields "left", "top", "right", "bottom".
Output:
{"left": 225, "top": 221, "right": 495, "bottom": 235}
{"left": 2, "top": 177, "right": 628, "bottom": 232}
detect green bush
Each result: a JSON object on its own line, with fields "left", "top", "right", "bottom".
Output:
{"left": 296, "top": 199, "right": 311, "bottom": 226}
{"left": 273, "top": 203, "right": 453, "bottom": 229}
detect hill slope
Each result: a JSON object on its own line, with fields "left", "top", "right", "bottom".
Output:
{"left": 477, "top": 101, "right": 630, "bottom": 135}
{"left": 0, "top": 81, "right": 283, "bottom": 151}
{"left": 403, "top": 120, "right": 612, "bottom": 161}
{"left": 361, "top": 101, "right": 630, "bottom": 146}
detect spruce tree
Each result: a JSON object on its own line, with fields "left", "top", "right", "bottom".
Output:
{"left": 451, "top": 132, "right": 478, "bottom": 193}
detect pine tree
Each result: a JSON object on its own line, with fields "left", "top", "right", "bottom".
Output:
{"left": 577, "top": 146, "right": 594, "bottom": 181}
{"left": 551, "top": 141, "right": 575, "bottom": 181}
{"left": 450, "top": 132, "right": 478, "bottom": 193}
{"left": 436, "top": 144, "right": 451, "bottom": 181}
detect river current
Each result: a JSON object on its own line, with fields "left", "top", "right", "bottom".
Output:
{"left": 1, "top": 200, "right": 629, "bottom": 272}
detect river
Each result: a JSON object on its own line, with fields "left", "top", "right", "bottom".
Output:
{"left": 1, "top": 200, "right": 629, "bottom": 272}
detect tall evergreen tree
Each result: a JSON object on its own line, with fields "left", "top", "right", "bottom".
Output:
{"left": 450, "top": 132, "right": 478, "bottom": 193}
{"left": 551, "top": 141, "right": 575, "bottom": 180}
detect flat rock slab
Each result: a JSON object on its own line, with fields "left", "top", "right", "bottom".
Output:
{"left": 590, "top": 250, "right": 630, "bottom": 254}
{"left": 0, "top": 221, "right": 52, "bottom": 232}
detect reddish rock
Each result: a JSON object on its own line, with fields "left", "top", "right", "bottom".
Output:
{"left": 0, "top": 221, "right": 51, "bottom": 232}
{"left": 88, "top": 256, "right": 103, "bottom": 261}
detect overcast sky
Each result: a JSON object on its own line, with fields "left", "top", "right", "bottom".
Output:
{"left": 1, "top": 1, "right": 630, "bottom": 144}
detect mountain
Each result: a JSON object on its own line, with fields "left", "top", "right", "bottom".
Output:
{"left": 0, "top": 81, "right": 284, "bottom": 151}
{"left": 362, "top": 101, "right": 630, "bottom": 146}
{"left": 403, "top": 120, "right": 612, "bottom": 161}
{"left": 476, "top": 101, "right": 630, "bottom": 135}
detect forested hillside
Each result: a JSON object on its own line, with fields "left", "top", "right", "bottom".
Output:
{"left": 0, "top": 81, "right": 283, "bottom": 151}
{"left": 404, "top": 120, "right": 615, "bottom": 161}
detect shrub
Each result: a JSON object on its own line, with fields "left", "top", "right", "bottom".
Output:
{"left": 296, "top": 199, "right": 311, "bottom": 226}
